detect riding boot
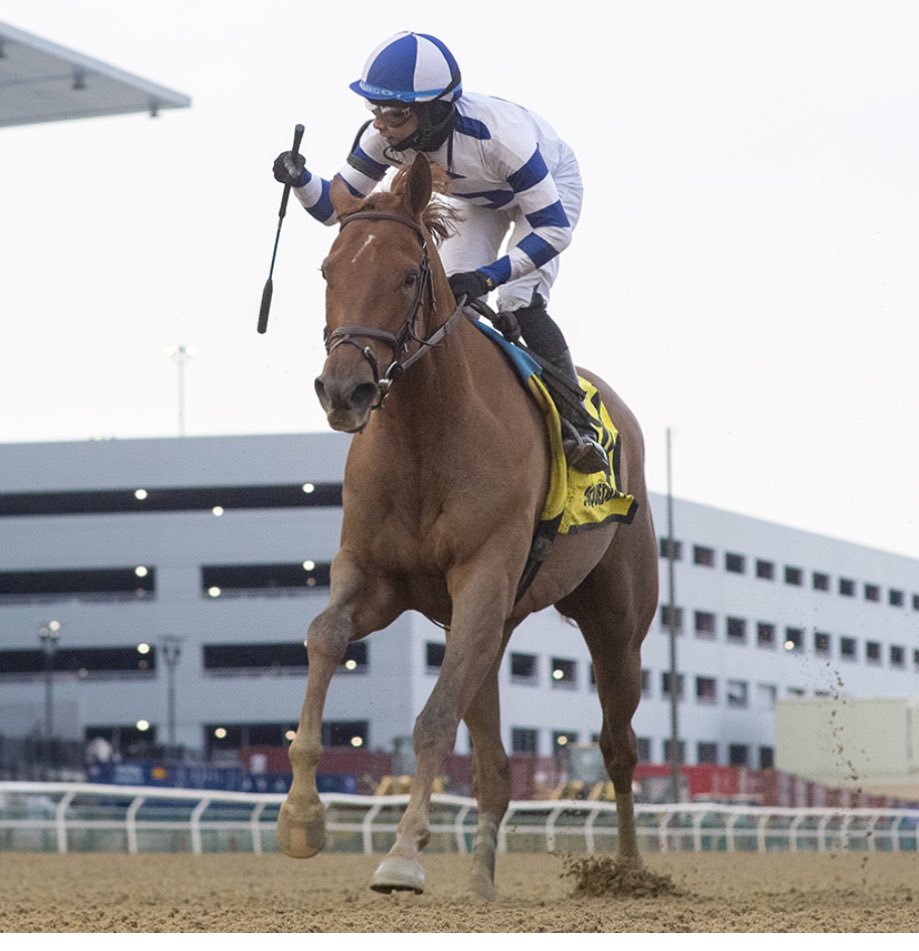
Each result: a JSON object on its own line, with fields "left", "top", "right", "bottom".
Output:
{"left": 509, "top": 296, "right": 609, "bottom": 475}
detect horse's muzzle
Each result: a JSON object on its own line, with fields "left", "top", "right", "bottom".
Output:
{"left": 314, "top": 374, "right": 378, "bottom": 433}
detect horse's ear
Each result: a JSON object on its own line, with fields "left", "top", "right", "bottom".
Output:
{"left": 406, "top": 154, "right": 433, "bottom": 219}
{"left": 330, "top": 175, "right": 363, "bottom": 219}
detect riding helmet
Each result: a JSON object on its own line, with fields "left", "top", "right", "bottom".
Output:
{"left": 350, "top": 31, "right": 461, "bottom": 153}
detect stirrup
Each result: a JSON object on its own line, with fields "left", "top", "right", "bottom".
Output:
{"left": 560, "top": 419, "right": 608, "bottom": 474}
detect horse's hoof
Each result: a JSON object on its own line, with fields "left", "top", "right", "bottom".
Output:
{"left": 469, "top": 870, "right": 496, "bottom": 902}
{"left": 276, "top": 803, "right": 327, "bottom": 859}
{"left": 370, "top": 855, "right": 425, "bottom": 894}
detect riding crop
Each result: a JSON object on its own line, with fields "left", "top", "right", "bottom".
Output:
{"left": 257, "top": 123, "right": 305, "bottom": 334}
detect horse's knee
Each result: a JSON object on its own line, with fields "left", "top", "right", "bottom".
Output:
{"left": 288, "top": 731, "right": 323, "bottom": 772}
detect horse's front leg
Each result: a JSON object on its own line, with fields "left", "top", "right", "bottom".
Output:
{"left": 371, "top": 566, "right": 512, "bottom": 894}
{"left": 277, "top": 558, "right": 398, "bottom": 859}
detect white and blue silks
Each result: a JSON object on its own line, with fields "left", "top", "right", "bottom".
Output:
{"left": 290, "top": 92, "right": 582, "bottom": 312}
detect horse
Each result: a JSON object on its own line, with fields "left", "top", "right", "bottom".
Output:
{"left": 276, "top": 153, "right": 659, "bottom": 900}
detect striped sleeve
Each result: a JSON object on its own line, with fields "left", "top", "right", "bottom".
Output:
{"left": 480, "top": 146, "right": 572, "bottom": 286}
{"left": 291, "top": 124, "right": 392, "bottom": 225}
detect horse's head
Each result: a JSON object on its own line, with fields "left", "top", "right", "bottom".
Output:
{"left": 315, "top": 154, "right": 453, "bottom": 433}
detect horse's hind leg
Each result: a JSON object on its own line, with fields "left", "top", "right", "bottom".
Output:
{"left": 557, "top": 541, "right": 656, "bottom": 867}
{"left": 462, "top": 629, "right": 514, "bottom": 901}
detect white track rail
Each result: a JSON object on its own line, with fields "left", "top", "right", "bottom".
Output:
{"left": 1, "top": 782, "right": 916, "bottom": 855}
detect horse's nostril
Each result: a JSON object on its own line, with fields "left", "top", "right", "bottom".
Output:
{"left": 351, "top": 382, "right": 379, "bottom": 410}
{"left": 314, "top": 378, "right": 328, "bottom": 407}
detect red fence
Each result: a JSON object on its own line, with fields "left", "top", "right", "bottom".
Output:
{"left": 240, "top": 746, "right": 918, "bottom": 809}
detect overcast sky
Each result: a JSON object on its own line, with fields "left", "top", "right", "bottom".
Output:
{"left": 2, "top": 1, "right": 918, "bottom": 560}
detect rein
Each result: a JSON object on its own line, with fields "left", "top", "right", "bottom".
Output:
{"left": 323, "top": 210, "right": 465, "bottom": 409}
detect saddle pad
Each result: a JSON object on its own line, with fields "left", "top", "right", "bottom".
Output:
{"left": 472, "top": 322, "right": 637, "bottom": 535}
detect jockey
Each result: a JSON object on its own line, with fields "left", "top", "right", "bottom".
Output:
{"left": 272, "top": 31, "right": 607, "bottom": 474}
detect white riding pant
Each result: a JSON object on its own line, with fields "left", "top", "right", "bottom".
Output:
{"left": 439, "top": 146, "right": 583, "bottom": 313}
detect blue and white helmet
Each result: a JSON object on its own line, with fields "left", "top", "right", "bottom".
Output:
{"left": 350, "top": 31, "right": 462, "bottom": 104}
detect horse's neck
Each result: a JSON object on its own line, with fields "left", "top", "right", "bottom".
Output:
{"left": 381, "top": 315, "right": 490, "bottom": 443}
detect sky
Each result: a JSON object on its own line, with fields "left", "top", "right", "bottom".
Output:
{"left": 2, "top": 1, "right": 918, "bottom": 560}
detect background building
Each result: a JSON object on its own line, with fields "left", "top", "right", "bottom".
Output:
{"left": 1, "top": 433, "right": 917, "bottom": 791}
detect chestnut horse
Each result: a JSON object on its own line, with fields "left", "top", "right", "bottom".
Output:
{"left": 276, "top": 154, "right": 659, "bottom": 900}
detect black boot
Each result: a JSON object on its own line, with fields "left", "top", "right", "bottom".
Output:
{"left": 511, "top": 296, "right": 608, "bottom": 475}
{"left": 544, "top": 349, "right": 609, "bottom": 474}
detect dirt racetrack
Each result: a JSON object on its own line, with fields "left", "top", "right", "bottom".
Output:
{"left": 1, "top": 850, "right": 917, "bottom": 933}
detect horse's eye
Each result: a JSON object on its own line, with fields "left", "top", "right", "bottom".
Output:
{"left": 404, "top": 271, "right": 419, "bottom": 288}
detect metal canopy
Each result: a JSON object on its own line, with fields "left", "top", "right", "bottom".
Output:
{"left": 0, "top": 20, "right": 190, "bottom": 128}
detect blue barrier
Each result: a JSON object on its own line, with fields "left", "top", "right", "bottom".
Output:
{"left": 85, "top": 761, "right": 355, "bottom": 796}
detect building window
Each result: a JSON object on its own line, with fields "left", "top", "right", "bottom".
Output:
{"left": 759, "top": 747, "right": 775, "bottom": 770}
{"left": 812, "top": 572, "right": 830, "bottom": 591}
{"left": 201, "top": 562, "right": 330, "bottom": 598}
{"left": 206, "top": 721, "right": 302, "bottom": 752}
{"left": 784, "top": 566, "right": 803, "bottom": 586}
{"left": 661, "top": 672, "right": 685, "bottom": 699}
{"left": 866, "top": 641, "right": 881, "bottom": 664}
{"left": 659, "top": 538, "right": 682, "bottom": 560}
{"left": 641, "top": 668, "right": 652, "bottom": 696}
{"left": 888, "top": 589, "right": 904, "bottom": 608}
{"left": 784, "top": 628, "right": 804, "bottom": 652}
{"left": 636, "top": 737, "right": 652, "bottom": 762}
{"left": 725, "top": 552, "right": 746, "bottom": 574}
{"left": 913, "top": 594, "right": 919, "bottom": 611}
{"left": 659, "top": 605, "right": 683, "bottom": 633}
{"left": 840, "top": 636, "right": 857, "bottom": 661}
{"left": 425, "top": 641, "right": 445, "bottom": 671}
{"left": 0, "top": 645, "right": 156, "bottom": 678}
{"left": 0, "top": 482, "right": 343, "bottom": 517}
{"left": 695, "top": 676, "right": 717, "bottom": 704}
{"left": 756, "top": 559, "right": 775, "bottom": 580}
{"left": 693, "top": 545, "right": 715, "bottom": 567}
{"left": 203, "top": 641, "right": 307, "bottom": 673}
{"left": 325, "top": 720, "right": 369, "bottom": 748}
{"left": 728, "top": 744, "right": 750, "bottom": 767}
{"left": 726, "top": 616, "right": 747, "bottom": 644}
{"left": 756, "top": 683, "right": 777, "bottom": 710}
{"left": 913, "top": 649, "right": 919, "bottom": 671}
{"left": 697, "top": 742, "right": 719, "bottom": 765}
{"left": 814, "top": 632, "right": 831, "bottom": 656}
{"left": 890, "top": 645, "right": 905, "bottom": 668}
{"left": 694, "top": 610, "right": 716, "bottom": 638}
{"left": 726, "top": 680, "right": 749, "bottom": 708}
{"left": 550, "top": 657, "right": 577, "bottom": 688}
{"left": 839, "top": 578, "right": 855, "bottom": 597}
{"left": 511, "top": 727, "right": 539, "bottom": 755}
{"left": 0, "top": 566, "right": 156, "bottom": 603}
{"left": 757, "top": 622, "right": 776, "bottom": 649}
{"left": 864, "top": 583, "right": 881, "bottom": 603}
{"left": 510, "top": 652, "right": 538, "bottom": 684}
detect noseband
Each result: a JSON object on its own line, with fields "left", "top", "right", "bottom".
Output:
{"left": 323, "top": 210, "right": 464, "bottom": 409}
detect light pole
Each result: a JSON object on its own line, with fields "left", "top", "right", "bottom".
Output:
{"left": 161, "top": 637, "right": 183, "bottom": 750}
{"left": 38, "top": 620, "right": 62, "bottom": 738}
{"left": 165, "top": 345, "right": 195, "bottom": 437}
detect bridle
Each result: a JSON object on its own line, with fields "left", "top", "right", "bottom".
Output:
{"left": 322, "top": 210, "right": 466, "bottom": 409}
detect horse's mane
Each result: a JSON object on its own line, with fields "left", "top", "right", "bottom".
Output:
{"left": 356, "top": 161, "right": 461, "bottom": 245}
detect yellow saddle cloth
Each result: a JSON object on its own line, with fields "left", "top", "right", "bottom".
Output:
{"left": 527, "top": 374, "right": 637, "bottom": 534}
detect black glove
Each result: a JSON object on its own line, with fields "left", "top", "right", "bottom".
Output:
{"left": 448, "top": 270, "right": 496, "bottom": 303}
{"left": 272, "top": 150, "right": 308, "bottom": 188}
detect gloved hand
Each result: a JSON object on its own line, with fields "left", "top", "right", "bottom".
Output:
{"left": 448, "top": 270, "right": 495, "bottom": 303}
{"left": 272, "top": 151, "right": 308, "bottom": 188}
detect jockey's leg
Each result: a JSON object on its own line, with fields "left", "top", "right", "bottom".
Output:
{"left": 510, "top": 293, "right": 608, "bottom": 474}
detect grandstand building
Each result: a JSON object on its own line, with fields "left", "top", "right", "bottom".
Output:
{"left": 1, "top": 432, "right": 917, "bottom": 783}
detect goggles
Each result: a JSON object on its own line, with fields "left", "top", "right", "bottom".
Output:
{"left": 365, "top": 100, "right": 416, "bottom": 129}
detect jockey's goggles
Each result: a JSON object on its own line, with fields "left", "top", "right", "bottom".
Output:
{"left": 365, "top": 101, "right": 416, "bottom": 128}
